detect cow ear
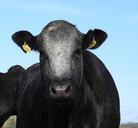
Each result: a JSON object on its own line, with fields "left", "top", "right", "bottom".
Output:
{"left": 12, "top": 31, "right": 38, "bottom": 53}
{"left": 82, "top": 29, "right": 107, "bottom": 49}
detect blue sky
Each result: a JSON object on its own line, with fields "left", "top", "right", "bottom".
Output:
{"left": 0, "top": 0, "right": 138, "bottom": 123}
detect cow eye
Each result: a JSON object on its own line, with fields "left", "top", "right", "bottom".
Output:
{"left": 74, "top": 48, "right": 82, "bottom": 56}
{"left": 40, "top": 50, "right": 49, "bottom": 61}
{"left": 40, "top": 50, "right": 45, "bottom": 56}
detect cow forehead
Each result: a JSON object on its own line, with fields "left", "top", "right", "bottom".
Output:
{"left": 39, "top": 20, "right": 81, "bottom": 44}
{"left": 41, "top": 39, "right": 76, "bottom": 77}
{"left": 39, "top": 23, "right": 81, "bottom": 53}
{"left": 44, "top": 41, "right": 73, "bottom": 54}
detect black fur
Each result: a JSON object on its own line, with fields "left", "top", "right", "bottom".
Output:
{"left": 15, "top": 51, "right": 120, "bottom": 128}
{"left": 0, "top": 65, "right": 25, "bottom": 127}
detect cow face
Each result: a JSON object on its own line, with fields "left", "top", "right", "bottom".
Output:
{"left": 12, "top": 20, "right": 107, "bottom": 100}
{"left": 38, "top": 21, "right": 85, "bottom": 100}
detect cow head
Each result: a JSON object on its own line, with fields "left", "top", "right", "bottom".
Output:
{"left": 12, "top": 20, "right": 107, "bottom": 100}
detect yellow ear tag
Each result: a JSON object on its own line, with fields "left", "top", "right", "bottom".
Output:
{"left": 88, "top": 37, "right": 97, "bottom": 48}
{"left": 22, "top": 42, "right": 31, "bottom": 53}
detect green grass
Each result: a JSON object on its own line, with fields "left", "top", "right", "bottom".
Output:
{"left": 3, "top": 116, "right": 16, "bottom": 128}
{"left": 120, "top": 123, "right": 138, "bottom": 128}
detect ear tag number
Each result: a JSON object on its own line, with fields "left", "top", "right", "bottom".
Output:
{"left": 88, "top": 37, "right": 97, "bottom": 48}
{"left": 22, "top": 41, "right": 31, "bottom": 53}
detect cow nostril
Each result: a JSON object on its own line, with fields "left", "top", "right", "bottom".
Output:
{"left": 50, "top": 85, "right": 72, "bottom": 97}
{"left": 65, "top": 85, "right": 72, "bottom": 93}
{"left": 50, "top": 87, "right": 57, "bottom": 94}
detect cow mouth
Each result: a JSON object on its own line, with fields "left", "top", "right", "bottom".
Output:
{"left": 49, "top": 91, "right": 74, "bottom": 103}
{"left": 50, "top": 97, "right": 73, "bottom": 104}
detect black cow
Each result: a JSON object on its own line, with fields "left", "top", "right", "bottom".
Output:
{"left": 0, "top": 65, "right": 25, "bottom": 127}
{"left": 12, "top": 20, "right": 120, "bottom": 128}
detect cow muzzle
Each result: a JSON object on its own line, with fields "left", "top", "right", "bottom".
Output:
{"left": 49, "top": 85, "right": 73, "bottom": 99}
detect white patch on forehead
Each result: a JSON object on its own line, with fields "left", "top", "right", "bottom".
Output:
{"left": 41, "top": 22, "right": 81, "bottom": 78}
{"left": 45, "top": 40, "right": 74, "bottom": 77}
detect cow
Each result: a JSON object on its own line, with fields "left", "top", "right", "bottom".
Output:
{"left": 0, "top": 65, "right": 25, "bottom": 127}
{"left": 12, "top": 20, "right": 120, "bottom": 128}
{"left": 0, "top": 64, "right": 40, "bottom": 128}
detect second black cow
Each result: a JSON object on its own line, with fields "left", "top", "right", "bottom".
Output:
{"left": 0, "top": 65, "right": 25, "bottom": 127}
{"left": 12, "top": 20, "right": 120, "bottom": 128}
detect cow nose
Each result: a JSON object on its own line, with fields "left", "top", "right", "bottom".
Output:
{"left": 50, "top": 85, "right": 72, "bottom": 98}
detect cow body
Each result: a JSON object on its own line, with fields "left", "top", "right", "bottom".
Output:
{"left": 0, "top": 65, "right": 25, "bottom": 127}
{"left": 16, "top": 52, "right": 120, "bottom": 128}
{"left": 12, "top": 20, "right": 120, "bottom": 128}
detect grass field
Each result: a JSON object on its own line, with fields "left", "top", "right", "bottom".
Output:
{"left": 2, "top": 116, "right": 138, "bottom": 128}
{"left": 120, "top": 123, "right": 138, "bottom": 128}
{"left": 3, "top": 116, "right": 16, "bottom": 128}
